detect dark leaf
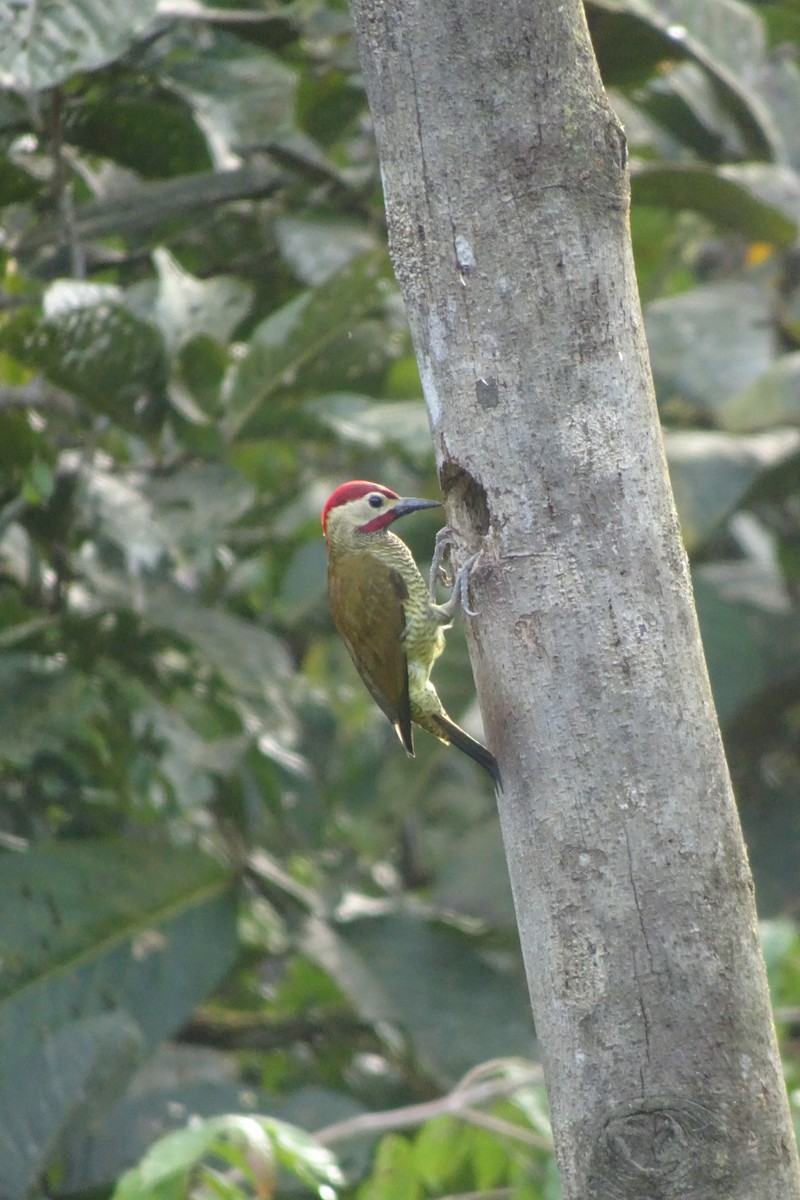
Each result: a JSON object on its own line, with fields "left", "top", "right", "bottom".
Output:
{"left": 0, "top": 840, "right": 238, "bottom": 1082}
{"left": 665, "top": 429, "right": 800, "bottom": 550}
{"left": 646, "top": 281, "right": 777, "bottom": 417}
{"left": 0, "top": 1012, "right": 144, "bottom": 1200}
{"left": 224, "top": 251, "right": 392, "bottom": 437}
{"left": 588, "top": 0, "right": 780, "bottom": 159}
{"left": 1, "top": 283, "right": 169, "bottom": 428}
{"left": 304, "top": 913, "right": 534, "bottom": 1085}
{"left": 631, "top": 163, "right": 797, "bottom": 245}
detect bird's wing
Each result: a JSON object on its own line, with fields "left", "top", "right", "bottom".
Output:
{"left": 328, "top": 550, "right": 414, "bottom": 753}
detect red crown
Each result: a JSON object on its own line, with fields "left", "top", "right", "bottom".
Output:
{"left": 321, "top": 481, "right": 399, "bottom": 532}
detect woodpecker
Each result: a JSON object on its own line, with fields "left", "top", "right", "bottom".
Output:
{"left": 322, "top": 480, "right": 500, "bottom": 786}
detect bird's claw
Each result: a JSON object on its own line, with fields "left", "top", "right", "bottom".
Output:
{"left": 429, "top": 525, "right": 455, "bottom": 599}
{"left": 454, "top": 552, "right": 481, "bottom": 618}
{"left": 431, "top": 527, "right": 485, "bottom": 617}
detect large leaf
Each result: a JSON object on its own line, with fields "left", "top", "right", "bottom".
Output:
{"left": 0, "top": 1012, "right": 143, "bottom": 1200}
{"left": 305, "top": 394, "right": 432, "bottom": 460}
{"left": 62, "top": 1060, "right": 364, "bottom": 1196}
{"left": 82, "top": 566, "right": 295, "bottom": 718}
{"left": 716, "top": 162, "right": 800, "bottom": 226}
{"left": 587, "top": 0, "right": 780, "bottom": 159}
{"left": 274, "top": 218, "right": 381, "bottom": 286}
{"left": 303, "top": 913, "right": 534, "bottom": 1085}
{"left": 77, "top": 459, "right": 256, "bottom": 574}
{"left": 0, "top": 0, "right": 157, "bottom": 92}
{"left": 0, "top": 840, "right": 238, "bottom": 1084}
{"left": 0, "top": 653, "right": 103, "bottom": 766}
{"left": 76, "top": 461, "right": 174, "bottom": 575}
{"left": 163, "top": 31, "right": 298, "bottom": 165}
{"left": 589, "top": 0, "right": 778, "bottom": 156}
{"left": 751, "top": 40, "right": 800, "bottom": 170}
{"left": 665, "top": 429, "right": 800, "bottom": 551}
{"left": 128, "top": 249, "right": 254, "bottom": 356}
{"left": 694, "top": 560, "right": 800, "bottom": 724}
{"left": 631, "top": 163, "right": 797, "bottom": 244}
{"left": 646, "top": 281, "right": 777, "bottom": 417}
{"left": 224, "top": 252, "right": 392, "bottom": 437}
{"left": 66, "top": 96, "right": 212, "bottom": 180}
{"left": 636, "top": 61, "right": 748, "bottom": 160}
{"left": 717, "top": 353, "right": 800, "bottom": 433}
{"left": 0, "top": 282, "right": 169, "bottom": 427}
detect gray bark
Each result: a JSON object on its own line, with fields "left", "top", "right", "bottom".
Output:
{"left": 346, "top": 1, "right": 800, "bottom": 1197}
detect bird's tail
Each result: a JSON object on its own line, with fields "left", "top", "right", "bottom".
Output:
{"left": 429, "top": 712, "right": 502, "bottom": 789}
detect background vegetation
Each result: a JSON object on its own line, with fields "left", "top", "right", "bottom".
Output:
{"left": 1, "top": 0, "right": 800, "bottom": 1196}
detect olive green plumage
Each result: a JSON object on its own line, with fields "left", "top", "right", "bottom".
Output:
{"left": 323, "top": 482, "right": 500, "bottom": 785}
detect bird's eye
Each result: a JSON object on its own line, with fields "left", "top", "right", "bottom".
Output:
{"left": 368, "top": 493, "right": 384, "bottom": 508}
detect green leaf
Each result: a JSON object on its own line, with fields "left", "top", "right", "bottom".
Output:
{"left": 412, "top": 1117, "right": 466, "bottom": 1191}
{"left": 665, "top": 429, "right": 800, "bottom": 551}
{"left": 274, "top": 218, "right": 380, "bottom": 286}
{"left": 0, "top": 840, "right": 238, "bottom": 1083}
{"left": 469, "top": 1125, "right": 514, "bottom": 1190}
{"left": 0, "top": 653, "right": 102, "bottom": 766}
{"left": 751, "top": 43, "right": 800, "bottom": 169}
{"left": 76, "top": 558, "right": 298, "bottom": 742}
{"left": 717, "top": 353, "right": 800, "bottom": 432}
{"left": 1, "top": 283, "right": 169, "bottom": 427}
{"left": 646, "top": 281, "right": 777, "bottom": 417}
{"left": 164, "top": 31, "right": 298, "bottom": 162}
{"left": 631, "top": 163, "right": 797, "bottom": 244}
{"left": 66, "top": 97, "right": 212, "bottom": 179}
{"left": 112, "top": 1113, "right": 342, "bottom": 1200}
{"left": 716, "top": 162, "right": 800, "bottom": 228}
{"left": 305, "top": 394, "right": 432, "bottom": 460}
{"left": 77, "top": 462, "right": 173, "bottom": 574}
{"left": 128, "top": 249, "right": 253, "bottom": 356}
{"left": 587, "top": 0, "right": 780, "bottom": 159}
{"left": 637, "top": 61, "right": 746, "bottom": 160}
{"left": 306, "top": 914, "right": 534, "bottom": 1085}
{"left": 63, "top": 1075, "right": 363, "bottom": 1196}
{"left": 0, "top": 0, "right": 157, "bottom": 92}
{"left": 297, "top": 59, "right": 366, "bottom": 148}
{"left": 358, "top": 1135, "right": 422, "bottom": 1200}
{"left": 76, "top": 460, "right": 255, "bottom": 576}
{"left": 142, "top": 586, "right": 295, "bottom": 714}
{"left": 224, "top": 252, "right": 392, "bottom": 437}
{"left": 0, "top": 1012, "right": 143, "bottom": 1200}
{"left": 112, "top": 1116, "right": 271, "bottom": 1200}
{"left": 135, "top": 701, "right": 248, "bottom": 807}
{"left": 694, "top": 561, "right": 800, "bottom": 723}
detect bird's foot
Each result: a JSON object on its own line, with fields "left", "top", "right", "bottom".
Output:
{"left": 453, "top": 552, "right": 481, "bottom": 618}
{"left": 428, "top": 525, "right": 455, "bottom": 599}
{"left": 431, "top": 527, "right": 484, "bottom": 618}
{"left": 439, "top": 551, "right": 481, "bottom": 619}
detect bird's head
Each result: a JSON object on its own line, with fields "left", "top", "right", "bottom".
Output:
{"left": 322, "top": 481, "right": 440, "bottom": 544}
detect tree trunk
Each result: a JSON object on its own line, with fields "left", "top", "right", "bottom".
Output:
{"left": 346, "top": 1, "right": 800, "bottom": 1197}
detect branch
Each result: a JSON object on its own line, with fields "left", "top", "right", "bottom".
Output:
{"left": 314, "top": 1064, "right": 549, "bottom": 1150}
{"left": 47, "top": 89, "right": 86, "bottom": 279}
{"left": 433, "top": 1192, "right": 513, "bottom": 1200}
{"left": 13, "top": 163, "right": 288, "bottom": 258}
{"left": 0, "top": 381, "right": 78, "bottom": 415}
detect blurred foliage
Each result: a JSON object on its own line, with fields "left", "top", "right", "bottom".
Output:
{"left": 1, "top": 0, "right": 800, "bottom": 1196}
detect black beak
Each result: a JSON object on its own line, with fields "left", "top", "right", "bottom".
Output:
{"left": 390, "top": 497, "right": 442, "bottom": 521}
